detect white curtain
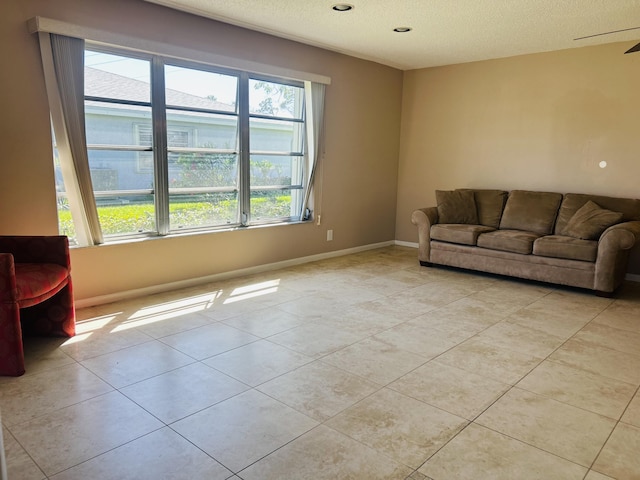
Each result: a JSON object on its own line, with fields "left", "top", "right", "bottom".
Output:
{"left": 39, "top": 33, "right": 103, "bottom": 245}
{"left": 301, "top": 81, "right": 326, "bottom": 221}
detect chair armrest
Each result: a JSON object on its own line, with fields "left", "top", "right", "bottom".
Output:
{"left": 411, "top": 207, "right": 438, "bottom": 262}
{"left": 595, "top": 221, "right": 640, "bottom": 292}
{"left": 0, "top": 236, "right": 70, "bottom": 269}
{"left": 0, "top": 253, "right": 18, "bottom": 302}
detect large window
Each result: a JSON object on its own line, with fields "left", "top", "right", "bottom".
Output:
{"left": 55, "top": 46, "right": 308, "bottom": 241}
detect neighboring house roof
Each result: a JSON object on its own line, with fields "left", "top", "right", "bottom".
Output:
{"left": 85, "top": 67, "right": 235, "bottom": 112}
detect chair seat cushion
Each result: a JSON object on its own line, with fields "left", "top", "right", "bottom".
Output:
{"left": 14, "top": 263, "right": 70, "bottom": 306}
{"left": 431, "top": 224, "right": 495, "bottom": 246}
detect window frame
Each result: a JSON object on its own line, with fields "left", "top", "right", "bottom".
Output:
{"left": 75, "top": 43, "right": 308, "bottom": 241}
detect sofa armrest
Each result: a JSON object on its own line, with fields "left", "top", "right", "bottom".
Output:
{"left": 0, "top": 236, "right": 70, "bottom": 269}
{"left": 594, "top": 221, "right": 640, "bottom": 292}
{"left": 411, "top": 207, "right": 438, "bottom": 263}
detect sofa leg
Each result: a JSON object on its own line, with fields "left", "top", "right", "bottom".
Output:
{"left": 419, "top": 261, "right": 433, "bottom": 267}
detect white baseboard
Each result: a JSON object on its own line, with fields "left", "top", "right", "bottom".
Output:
{"left": 626, "top": 273, "right": 640, "bottom": 283}
{"left": 75, "top": 240, "right": 395, "bottom": 308}
{"left": 395, "top": 240, "right": 418, "bottom": 248}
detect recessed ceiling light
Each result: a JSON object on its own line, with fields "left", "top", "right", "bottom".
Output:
{"left": 393, "top": 27, "right": 412, "bottom": 33}
{"left": 332, "top": 4, "right": 354, "bottom": 12}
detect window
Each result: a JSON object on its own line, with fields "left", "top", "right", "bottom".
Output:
{"left": 55, "top": 46, "right": 309, "bottom": 241}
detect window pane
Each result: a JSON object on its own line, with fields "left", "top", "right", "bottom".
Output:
{"left": 250, "top": 118, "right": 303, "bottom": 152}
{"left": 96, "top": 196, "right": 156, "bottom": 236}
{"left": 85, "top": 51, "right": 151, "bottom": 103}
{"left": 85, "top": 103, "right": 152, "bottom": 147}
{"left": 169, "top": 193, "right": 239, "bottom": 230}
{"left": 249, "top": 79, "right": 304, "bottom": 118}
{"left": 165, "top": 65, "right": 237, "bottom": 113}
{"left": 166, "top": 110, "right": 238, "bottom": 150}
{"left": 250, "top": 155, "right": 302, "bottom": 187}
{"left": 250, "top": 190, "right": 296, "bottom": 220}
{"left": 168, "top": 153, "right": 238, "bottom": 189}
{"left": 87, "top": 150, "right": 155, "bottom": 191}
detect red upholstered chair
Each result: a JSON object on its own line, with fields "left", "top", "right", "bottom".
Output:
{"left": 0, "top": 236, "right": 75, "bottom": 376}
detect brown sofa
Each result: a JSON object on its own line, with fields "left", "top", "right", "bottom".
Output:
{"left": 411, "top": 189, "right": 640, "bottom": 294}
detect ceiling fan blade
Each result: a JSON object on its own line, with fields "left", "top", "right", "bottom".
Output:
{"left": 625, "top": 41, "right": 640, "bottom": 54}
{"left": 574, "top": 26, "right": 640, "bottom": 41}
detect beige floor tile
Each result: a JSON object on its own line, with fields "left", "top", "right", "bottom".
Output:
{"left": 573, "top": 322, "right": 640, "bottom": 356}
{"left": 172, "top": 389, "right": 317, "bottom": 472}
{"left": 506, "top": 308, "right": 591, "bottom": 338}
{"left": 221, "top": 307, "right": 306, "bottom": 337}
{"left": 204, "top": 340, "right": 312, "bottom": 386}
{"left": 592, "top": 422, "right": 640, "bottom": 479}
{"left": 267, "top": 322, "right": 364, "bottom": 358}
{"left": 8, "top": 391, "right": 162, "bottom": 476}
{"left": 473, "top": 321, "right": 566, "bottom": 357}
{"left": 0, "top": 363, "right": 113, "bottom": 426}
{"left": 411, "top": 310, "right": 496, "bottom": 342}
{"left": 584, "top": 471, "right": 615, "bottom": 480}
{"left": 621, "top": 391, "right": 640, "bottom": 427}
{"left": 436, "top": 295, "right": 522, "bottom": 321}
{"left": 476, "top": 387, "right": 616, "bottom": 466}
{"left": 60, "top": 325, "right": 153, "bottom": 361}
{"left": 469, "top": 282, "right": 552, "bottom": 308}
{"left": 517, "top": 361, "right": 636, "bottom": 419}
{"left": 81, "top": 341, "right": 194, "bottom": 388}
{"left": 20, "top": 336, "right": 76, "bottom": 377}
{"left": 275, "top": 292, "right": 353, "bottom": 320}
{"left": 593, "top": 301, "right": 640, "bottom": 333}
{"left": 239, "top": 424, "right": 412, "bottom": 480}
{"left": 527, "top": 290, "right": 611, "bottom": 319}
{"left": 2, "top": 427, "right": 46, "bottom": 480}
{"left": 322, "top": 337, "right": 427, "bottom": 385}
{"left": 159, "top": 323, "right": 259, "bottom": 360}
{"left": 389, "top": 361, "right": 510, "bottom": 420}
{"left": 420, "top": 423, "right": 587, "bottom": 480}
{"left": 356, "top": 292, "right": 439, "bottom": 322}
{"left": 120, "top": 362, "right": 248, "bottom": 423}
{"left": 313, "top": 305, "right": 407, "bottom": 337}
{"left": 373, "top": 322, "right": 460, "bottom": 359}
{"left": 326, "top": 388, "right": 467, "bottom": 468}
{"left": 436, "top": 337, "right": 542, "bottom": 385}
{"left": 549, "top": 338, "right": 640, "bottom": 385}
{"left": 49, "top": 427, "right": 231, "bottom": 480}
{"left": 132, "top": 311, "right": 213, "bottom": 339}
{"left": 257, "top": 362, "right": 379, "bottom": 421}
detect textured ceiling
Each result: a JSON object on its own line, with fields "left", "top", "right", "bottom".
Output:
{"left": 142, "top": 0, "right": 640, "bottom": 70}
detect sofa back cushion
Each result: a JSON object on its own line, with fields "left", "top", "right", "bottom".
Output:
{"left": 554, "top": 193, "right": 640, "bottom": 235}
{"left": 499, "top": 190, "right": 563, "bottom": 235}
{"left": 471, "top": 189, "right": 508, "bottom": 228}
{"left": 436, "top": 190, "right": 478, "bottom": 224}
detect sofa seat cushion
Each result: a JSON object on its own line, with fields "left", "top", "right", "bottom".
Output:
{"left": 499, "top": 190, "right": 563, "bottom": 235}
{"left": 477, "top": 229, "right": 541, "bottom": 254}
{"left": 431, "top": 224, "right": 495, "bottom": 246}
{"left": 14, "top": 263, "right": 70, "bottom": 306}
{"left": 533, "top": 235, "right": 598, "bottom": 262}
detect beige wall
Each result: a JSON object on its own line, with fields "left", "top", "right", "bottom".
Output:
{"left": 0, "top": 0, "right": 402, "bottom": 301}
{"left": 396, "top": 42, "right": 640, "bottom": 272}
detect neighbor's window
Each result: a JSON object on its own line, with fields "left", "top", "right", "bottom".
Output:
{"left": 55, "top": 47, "right": 307, "bottom": 240}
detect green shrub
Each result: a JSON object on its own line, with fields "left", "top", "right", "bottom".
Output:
{"left": 57, "top": 195, "right": 292, "bottom": 239}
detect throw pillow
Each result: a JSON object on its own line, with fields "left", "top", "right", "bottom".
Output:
{"left": 562, "top": 200, "right": 623, "bottom": 240}
{"left": 436, "top": 190, "right": 478, "bottom": 224}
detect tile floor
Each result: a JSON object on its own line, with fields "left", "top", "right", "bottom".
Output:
{"left": 1, "top": 246, "right": 640, "bottom": 479}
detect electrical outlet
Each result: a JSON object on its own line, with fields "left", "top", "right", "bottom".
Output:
{"left": 327, "top": 229, "right": 333, "bottom": 241}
